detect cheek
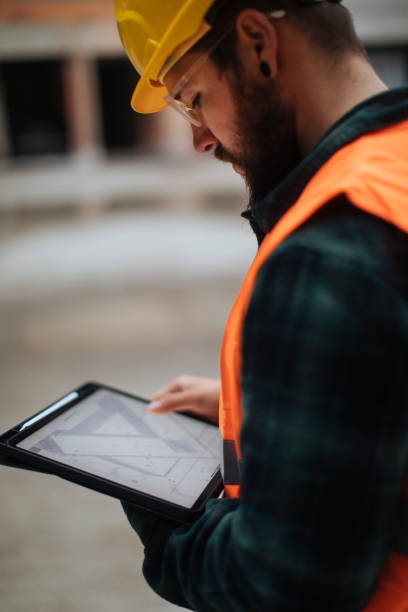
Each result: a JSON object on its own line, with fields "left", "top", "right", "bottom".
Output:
{"left": 204, "top": 98, "right": 238, "bottom": 148}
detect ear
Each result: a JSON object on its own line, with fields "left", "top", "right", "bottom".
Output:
{"left": 234, "top": 9, "right": 280, "bottom": 80}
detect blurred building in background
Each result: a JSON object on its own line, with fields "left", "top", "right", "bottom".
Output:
{"left": 0, "top": 0, "right": 243, "bottom": 214}
{"left": 0, "top": 0, "right": 407, "bottom": 213}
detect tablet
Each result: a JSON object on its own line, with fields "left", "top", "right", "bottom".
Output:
{"left": 0, "top": 382, "right": 223, "bottom": 523}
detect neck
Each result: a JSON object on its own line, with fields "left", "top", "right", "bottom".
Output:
{"left": 292, "top": 51, "right": 388, "bottom": 156}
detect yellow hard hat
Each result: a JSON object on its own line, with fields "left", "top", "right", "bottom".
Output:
{"left": 114, "top": 0, "right": 216, "bottom": 114}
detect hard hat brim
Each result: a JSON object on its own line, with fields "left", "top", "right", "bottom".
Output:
{"left": 130, "top": 70, "right": 169, "bottom": 114}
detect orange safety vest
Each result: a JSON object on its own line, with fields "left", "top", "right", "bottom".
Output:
{"left": 219, "top": 119, "right": 408, "bottom": 611}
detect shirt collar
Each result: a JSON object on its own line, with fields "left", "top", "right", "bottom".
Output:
{"left": 242, "top": 86, "right": 408, "bottom": 244}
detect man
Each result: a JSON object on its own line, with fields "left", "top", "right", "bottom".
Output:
{"left": 114, "top": 0, "right": 408, "bottom": 610}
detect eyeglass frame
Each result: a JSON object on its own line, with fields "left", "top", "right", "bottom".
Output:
{"left": 163, "top": 10, "right": 287, "bottom": 128}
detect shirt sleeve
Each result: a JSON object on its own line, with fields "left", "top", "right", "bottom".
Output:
{"left": 121, "top": 238, "right": 408, "bottom": 611}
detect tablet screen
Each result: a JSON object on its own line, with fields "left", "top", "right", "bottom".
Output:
{"left": 16, "top": 389, "right": 220, "bottom": 509}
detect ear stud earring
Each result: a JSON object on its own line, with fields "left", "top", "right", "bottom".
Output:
{"left": 259, "top": 61, "right": 271, "bottom": 78}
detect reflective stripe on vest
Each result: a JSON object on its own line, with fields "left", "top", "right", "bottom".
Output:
{"left": 218, "top": 119, "right": 408, "bottom": 610}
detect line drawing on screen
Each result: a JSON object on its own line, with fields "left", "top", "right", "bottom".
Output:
{"left": 17, "top": 390, "right": 220, "bottom": 508}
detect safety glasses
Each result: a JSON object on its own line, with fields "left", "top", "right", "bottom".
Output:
{"left": 164, "top": 26, "right": 233, "bottom": 127}
{"left": 164, "top": 10, "right": 287, "bottom": 127}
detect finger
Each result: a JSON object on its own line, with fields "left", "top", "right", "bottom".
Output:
{"left": 150, "top": 401, "right": 218, "bottom": 425}
{"left": 150, "top": 379, "right": 183, "bottom": 401}
{"left": 148, "top": 389, "right": 198, "bottom": 413}
{"left": 150, "top": 375, "right": 195, "bottom": 401}
{"left": 149, "top": 401, "right": 201, "bottom": 416}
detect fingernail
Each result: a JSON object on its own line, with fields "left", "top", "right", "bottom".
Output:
{"left": 149, "top": 400, "right": 162, "bottom": 412}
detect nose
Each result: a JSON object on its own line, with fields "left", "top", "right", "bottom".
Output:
{"left": 192, "top": 124, "right": 218, "bottom": 154}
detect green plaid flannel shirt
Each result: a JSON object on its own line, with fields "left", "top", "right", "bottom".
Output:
{"left": 122, "top": 87, "right": 408, "bottom": 611}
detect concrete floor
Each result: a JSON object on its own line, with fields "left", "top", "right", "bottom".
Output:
{"left": 0, "top": 209, "right": 254, "bottom": 611}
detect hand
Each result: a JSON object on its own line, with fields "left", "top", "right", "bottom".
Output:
{"left": 148, "top": 375, "right": 220, "bottom": 425}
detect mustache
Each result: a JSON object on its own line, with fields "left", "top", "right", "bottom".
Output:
{"left": 214, "top": 143, "right": 240, "bottom": 165}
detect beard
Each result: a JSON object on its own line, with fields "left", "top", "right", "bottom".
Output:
{"left": 214, "top": 75, "right": 301, "bottom": 208}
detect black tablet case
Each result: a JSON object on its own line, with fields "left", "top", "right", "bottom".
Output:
{"left": 0, "top": 382, "right": 223, "bottom": 523}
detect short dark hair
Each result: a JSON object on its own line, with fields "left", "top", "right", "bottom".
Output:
{"left": 194, "top": 0, "right": 366, "bottom": 70}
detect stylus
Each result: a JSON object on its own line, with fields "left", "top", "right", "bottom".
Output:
{"left": 19, "top": 392, "right": 79, "bottom": 431}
